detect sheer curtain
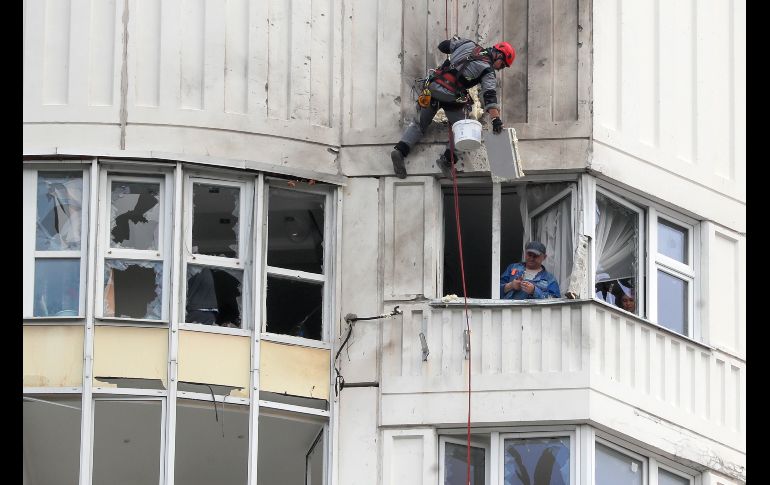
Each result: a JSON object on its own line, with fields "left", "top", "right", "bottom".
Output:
{"left": 594, "top": 192, "right": 639, "bottom": 306}
{"left": 533, "top": 195, "right": 572, "bottom": 292}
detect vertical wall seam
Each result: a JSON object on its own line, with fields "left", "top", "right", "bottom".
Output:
{"left": 119, "top": 0, "right": 129, "bottom": 149}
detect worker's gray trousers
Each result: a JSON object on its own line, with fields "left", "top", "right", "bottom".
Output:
{"left": 399, "top": 101, "right": 468, "bottom": 152}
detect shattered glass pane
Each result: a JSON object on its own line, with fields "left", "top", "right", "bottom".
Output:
{"left": 110, "top": 181, "right": 161, "bottom": 250}
{"left": 192, "top": 183, "right": 240, "bottom": 258}
{"left": 186, "top": 264, "right": 243, "bottom": 328}
{"left": 267, "top": 189, "right": 325, "bottom": 274}
{"left": 36, "top": 171, "right": 83, "bottom": 251}
{"left": 658, "top": 271, "right": 687, "bottom": 335}
{"left": 595, "top": 442, "right": 642, "bottom": 485}
{"left": 445, "top": 442, "right": 485, "bottom": 485}
{"left": 103, "top": 260, "right": 163, "bottom": 320}
{"left": 266, "top": 275, "right": 322, "bottom": 340}
{"left": 34, "top": 258, "right": 80, "bottom": 317}
{"left": 504, "top": 436, "right": 569, "bottom": 485}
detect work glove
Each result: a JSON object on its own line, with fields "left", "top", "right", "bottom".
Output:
{"left": 492, "top": 117, "right": 503, "bottom": 134}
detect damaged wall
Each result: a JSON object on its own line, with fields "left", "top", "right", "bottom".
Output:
{"left": 259, "top": 341, "right": 330, "bottom": 401}
{"left": 93, "top": 326, "right": 168, "bottom": 389}
{"left": 178, "top": 330, "right": 250, "bottom": 398}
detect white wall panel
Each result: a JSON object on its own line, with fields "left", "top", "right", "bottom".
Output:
{"left": 381, "top": 429, "right": 438, "bottom": 485}
{"left": 593, "top": 0, "right": 745, "bottom": 210}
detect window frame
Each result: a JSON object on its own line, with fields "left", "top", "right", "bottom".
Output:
{"left": 438, "top": 435, "right": 491, "bottom": 485}
{"left": 23, "top": 163, "right": 91, "bottom": 320}
{"left": 261, "top": 179, "right": 335, "bottom": 346}
{"left": 528, "top": 186, "right": 578, "bottom": 292}
{"left": 95, "top": 168, "right": 174, "bottom": 323}
{"left": 179, "top": 172, "right": 253, "bottom": 334}
{"left": 592, "top": 180, "right": 700, "bottom": 339}
{"left": 497, "top": 429, "right": 578, "bottom": 485}
{"left": 439, "top": 176, "right": 580, "bottom": 300}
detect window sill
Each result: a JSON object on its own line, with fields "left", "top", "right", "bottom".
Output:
{"left": 95, "top": 317, "right": 168, "bottom": 327}
{"left": 260, "top": 332, "right": 331, "bottom": 350}
{"left": 23, "top": 316, "right": 84, "bottom": 324}
{"left": 179, "top": 322, "right": 250, "bottom": 337}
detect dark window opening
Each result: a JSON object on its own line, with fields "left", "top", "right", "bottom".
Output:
{"left": 104, "top": 261, "right": 162, "bottom": 319}
{"left": 265, "top": 276, "right": 322, "bottom": 340}
{"left": 192, "top": 183, "right": 240, "bottom": 258}
{"left": 267, "top": 189, "right": 325, "bottom": 274}
{"left": 185, "top": 265, "right": 243, "bottom": 328}
{"left": 443, "top": 187, "right": 492, "bottom": 298}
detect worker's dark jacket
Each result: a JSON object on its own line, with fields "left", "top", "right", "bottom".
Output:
{"left": 428, "top": 37, "right": 500, "bottom": 110}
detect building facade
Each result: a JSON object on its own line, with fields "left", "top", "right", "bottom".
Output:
{"left": 23, "top": 0, "right": 745, "bottom": 484}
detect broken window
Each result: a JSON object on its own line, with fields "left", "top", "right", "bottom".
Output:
{"left": 442, "top": 181, "right": 575, "bottom": 299}
{"left": 440, "top": 436, "right": 488, "bottom": 485}
{"left": 174, "top": 399, "right": 249, "bottom": 485}
{"left": 100, "top": 174, "right": 167, "bottom": 321}
{"left": 23, "top": 395, "right": 82, "bottom": 485}
{"left": 503, "top": 436, "right": 570, "bottom": 485}
{"left": 594, "top": 191, "right": 642, "bottom": 316}
{"left": 257, "top": 410, "right": 326, "bottom": 485}
{"left": 103, "top": 260, "right": 163, "bottom": 320}
{"left": 186, "top": 265, "right": 243, "bottom": 327}
{"left": 265, "top": 185, "right": 327, "bottom": 340}
{"left": 184, "top": 177, "right": 249, "bottom": 329}
{"left": 92, "top": 398, "right": 163, "bottom": 485}
{"left": 28, "top": 170, "right": 87, "bottom": 317}
{"left": 110, "top": 181, "right": 160, "bottom": 250}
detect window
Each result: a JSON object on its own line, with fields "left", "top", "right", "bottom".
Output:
{"left": 593, "top": 184, "right": 699, "bottom": 337}
{"left": 502, "top": 433, "right": 573, "bottom": 485}
{"left": 23, "top": 168, "right": 89, "bottom": 318}
{"left": 264, "top": 184, "right": 329, "bottom": 341}
{"left": 439, "top": 436, "right": 489, "bottom": 485}
{"left": 442, "top": 181, "right": 576, "bottom": 299}
{"left": 595, "top": 437, "right": 695, "bottom": 485}
{"left": 257, "top": 408, "right": 327, "bottom": 485}
{"left": 23, "top": 395, "right": 82, "bottom": 484}
{"left": 182, "top": 176, "right": 252, "bottom": 329}
{"left": 91, "top": 398, "right": 165, "bottom": 485}
{"left": 97, "top": 172, "right": 171, "bottom": 321}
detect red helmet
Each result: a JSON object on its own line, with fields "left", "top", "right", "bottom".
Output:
{"left": 493, "top": 41, "right": 515, "bottom": 67}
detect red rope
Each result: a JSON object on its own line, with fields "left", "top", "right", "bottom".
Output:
{"left": 448, "top": 129, "right": 473, "bottom": 485}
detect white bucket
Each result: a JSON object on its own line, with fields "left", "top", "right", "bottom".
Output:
{"left": 452, "top": 119, "right": 483, "bottom": 152}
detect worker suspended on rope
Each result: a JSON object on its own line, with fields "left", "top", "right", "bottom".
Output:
{"left": 390, "top": 37, "right": 516, "bottom": 179}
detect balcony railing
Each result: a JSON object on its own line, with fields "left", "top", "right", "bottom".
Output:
{"left": 380, "top": 299, "right": 744, "bottom": 452}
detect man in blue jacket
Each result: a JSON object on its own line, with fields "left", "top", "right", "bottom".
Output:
{"left": 500, "top": 241, "right": 561, "bottom": 299}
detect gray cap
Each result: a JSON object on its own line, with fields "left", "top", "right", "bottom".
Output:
{"left": 525, "top": 241, "right": 547, "bottom": 255}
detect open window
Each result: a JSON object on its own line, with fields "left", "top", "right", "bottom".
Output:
{"left": 23, "top": 167, "right": 89, "bottom": 318}
{"left": 442, "top": 180, "right": 576, "bottom": 299}
{"left": 182, "top": 176, "right": 251, "bottom": 330}
{"left": 97, "top": 172, "right": 171, "bottom": 322}
{"left": 264, "top": 183, "right": 329, "bottom": 342}
{"left": 439, "top": 436, "right": 490, "bottom": 485}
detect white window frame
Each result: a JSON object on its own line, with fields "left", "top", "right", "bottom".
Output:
{"left": 439, "top": 176, "right": 580, "bottom": 300}
{"left": 261, "top": 180, "right": 335, "bottom": 347}
{"left": 497, "top": 429, "right": 578, "bottom": 485}
{"left": 23, "top": 164, "right": 90, "bottom": 319}
{"left": 95, "top": 169, "right": 173, "bottom": 323}
{"left": 593, "top": 186, "right": 646, "bottom": 317}
{"left": 594, "top": 431, "right": 700, "bottom": 485}
{"left": 439, "top": 435, "right": 491, "bottom": 485}
{"left": 179, "top": 173, "right": 253, "bottom": 335}
{"left": 89, "top": 396, "right": 167, "bottom": 485}
{"left": 648, "top": 209, "right": 698, "bottom": 338}
{"left": 593, "top": 180, "right": 700, "bottom": 339}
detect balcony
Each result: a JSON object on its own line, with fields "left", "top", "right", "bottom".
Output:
{"left": 379, "top": 299, "right": 744, "bottom": 457}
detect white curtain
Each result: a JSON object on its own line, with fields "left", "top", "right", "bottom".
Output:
{"left": 594, "top": 193, "right": 638, "bottom": 282}
{"left": 533, "top": 196, "right": 572, "bottom": 292}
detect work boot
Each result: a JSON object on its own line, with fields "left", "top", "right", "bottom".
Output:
{"left": 391, "top": 142, "right": 409, "bottom": 179}
{"left": 436, "top": 148, "right": 453, "bottom": 178}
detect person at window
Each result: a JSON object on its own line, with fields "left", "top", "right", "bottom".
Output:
{"left": 618, "top": 284, "right": 636, "bottom": 313}
{"left": 500, "top": 241, "right": 561, "bottom": 299}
